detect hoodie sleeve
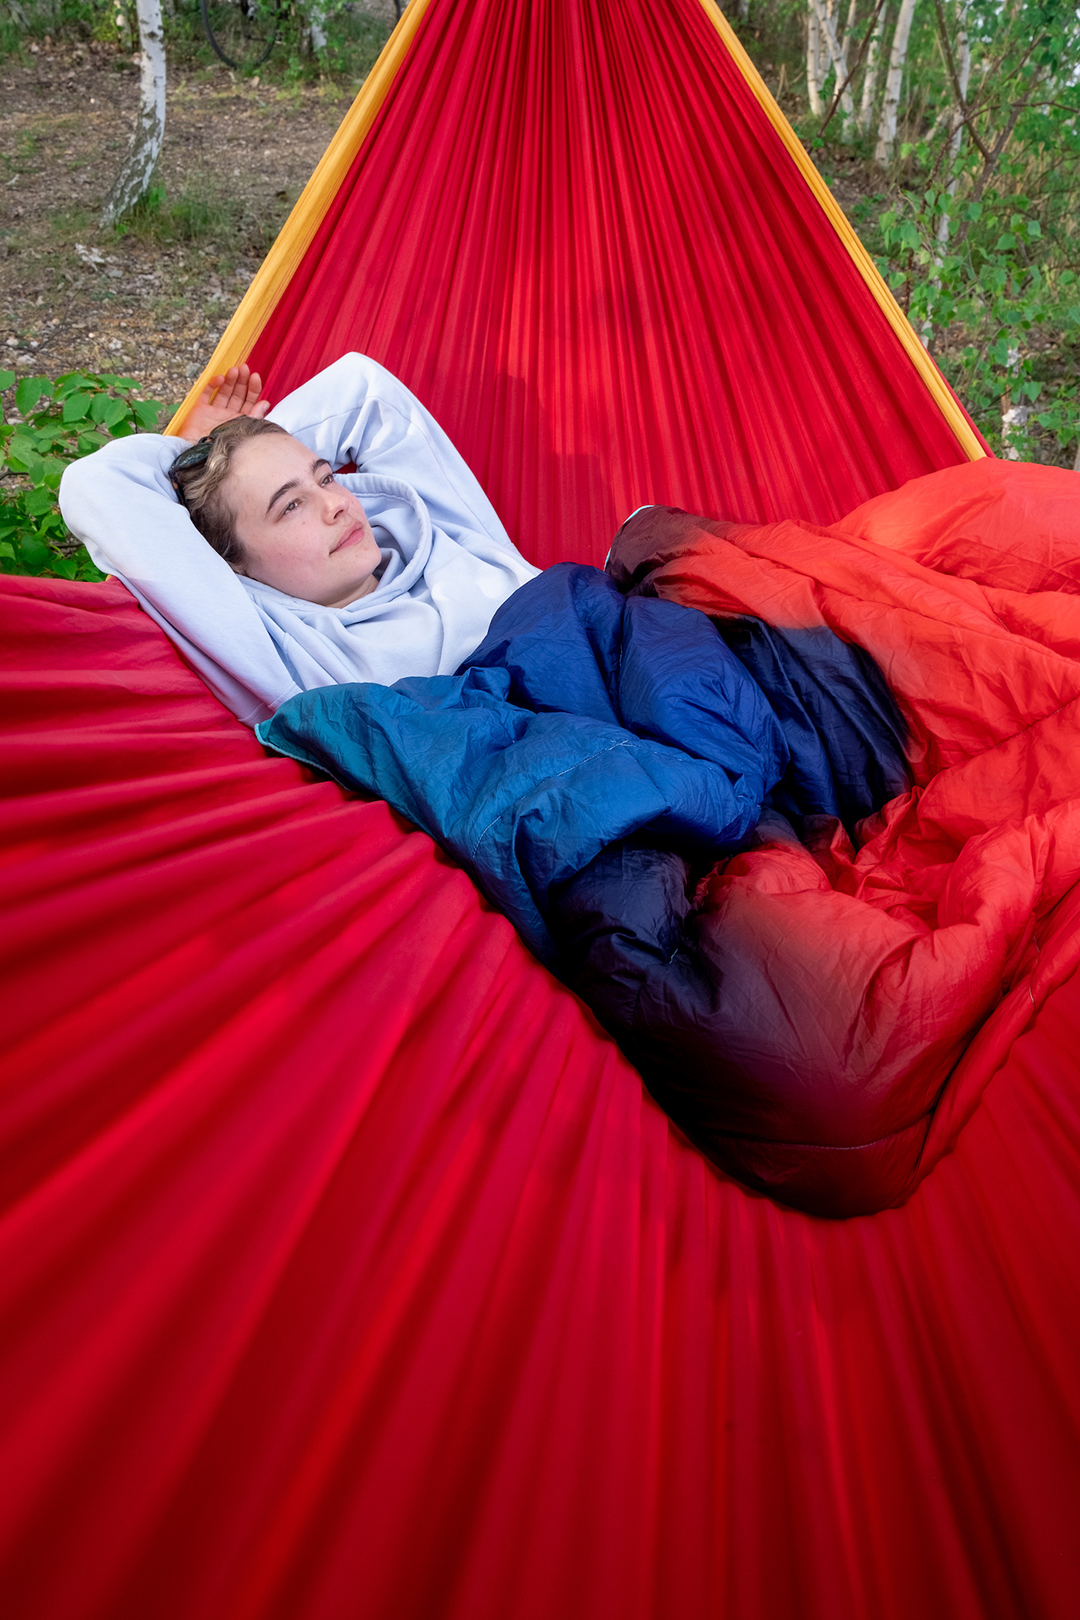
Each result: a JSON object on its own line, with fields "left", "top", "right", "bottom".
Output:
{"left": 269, "top": 353, "right": 538, "bottom": 576}
{"left": 59, "top": 432, "right": 300, "bottom": 725}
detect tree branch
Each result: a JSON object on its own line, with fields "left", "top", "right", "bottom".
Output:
{"left": 819, "top": 0, "right": 890, "bottom": 137}
{"left": 932, "top": 0, "right": 990, "bottom": 160}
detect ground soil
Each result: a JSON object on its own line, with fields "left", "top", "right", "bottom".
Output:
{"left": 1, "top": 42, "right": 359, "bottom": 413}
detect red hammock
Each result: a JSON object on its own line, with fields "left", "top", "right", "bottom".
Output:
{"left": 4, "top": 571, "right": 1080, "bottom": 1618}
{"left": 4, "top": 1, "right": 1080, "bottom": 1615}
{"left": 179, "top": 0, "right": 985, "bottom": 557}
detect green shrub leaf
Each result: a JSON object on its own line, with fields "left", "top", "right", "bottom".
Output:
{"left": 61, "top": 392, "right": 93, "bottom": 424}
{"left": 23, "top": 487, "right": 58, "bottom": 517}
{"left": 15, "top": 377, "right": 51, "bottom": 415}
{"left": 100, "top": 398, "right": 131, "bottom": 429}
{"left": 17, "top": 536, "right": 53, "bottom": 573}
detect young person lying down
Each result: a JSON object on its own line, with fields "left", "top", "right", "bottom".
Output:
{"left": 62, "top": 350, "right": 1074, "bottom": 1222}
{"left": 60, "top": 354, "right": 540, "bottom": 726}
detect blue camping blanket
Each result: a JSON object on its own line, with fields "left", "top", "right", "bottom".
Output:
{"left": 258, "top": 565, "right": 907, "bottom": 966}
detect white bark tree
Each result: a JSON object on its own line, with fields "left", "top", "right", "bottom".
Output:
{"left": 875, "top": 0, "right": 918, "bottom": 165}
{"left": 858, "top": 5, "right": 886, "bottom": 133}
{"left": 1001, "top": 347, "right": 1030, "bottom": 458}
{"left": 306, "top": 1, "right": 328, "bottom": 53}
{"left": 920, "top": 17, "right": 970, "bottom": 342}
{"left": 934, "top": 18, "right": 970, "bottom": 255}
{"left": 101, "top": 0, "right": 166, "bottom": 225}
{"left": 807, "top": 8, "right": 825, "bottom": 118}
{"left": 807, "top": 0, "right": 857, "bottom": 136}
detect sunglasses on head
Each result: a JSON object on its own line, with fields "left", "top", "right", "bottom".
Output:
{"left": 169, "top": 421, "right": 234, "bottom": 504}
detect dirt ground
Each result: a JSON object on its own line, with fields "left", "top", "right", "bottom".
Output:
{"left": 0, "top": 43, "right": 361, "bottom": 412}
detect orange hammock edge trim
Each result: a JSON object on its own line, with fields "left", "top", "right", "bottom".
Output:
{"left": 696, "top": 0, "right": 984, "bottom": 463}
{"left": 165, "top": 0, "right": 436, "bottom": 436}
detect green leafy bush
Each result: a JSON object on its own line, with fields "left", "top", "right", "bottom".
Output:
{"left": 854, "top": 180, "right": 1080, "bottom": 463}
{"left": 0, "top": 369, "right": 170, "bottom": 581}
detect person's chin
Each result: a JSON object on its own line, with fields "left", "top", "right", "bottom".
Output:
{"left": 331, "top": 522, "right": 372, "bottom": 558}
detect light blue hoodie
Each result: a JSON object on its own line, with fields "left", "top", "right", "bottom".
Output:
{"left": 59, "top": 353, "right": 540, "bottom": 725}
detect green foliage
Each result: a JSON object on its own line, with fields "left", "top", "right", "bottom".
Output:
{"left": 0, "top": 369, "right": 170, "bottom": 582}
{"left": 1, "top": 0, "right": 390, "bottom": 85}
{"left": 855, "top": 183, "right": 1080, "bottom": 459}
{"left": 298, "top": 7, "right": 391, "bottom": 83}
{"left": 734, "top": 0, "right": 1080, "bottom": 466}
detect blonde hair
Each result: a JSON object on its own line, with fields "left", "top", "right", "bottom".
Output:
{"left": 169, "top": 416, "right": 286, "bottom": 567}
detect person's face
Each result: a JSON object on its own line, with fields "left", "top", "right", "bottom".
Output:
{"left": 224, "top": 432, "right": 382, "bottom": 607}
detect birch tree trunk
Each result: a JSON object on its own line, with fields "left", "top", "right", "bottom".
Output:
{"left": 101, "top": 0, "right": 165, "bottom": 225}
{"left": 875, "top": 0, "right": 918, "bottom": 165}
{"left": 807, "top": 7, "right": 824, "bottom": 119}
{"left": 807, "top": 0, "right": 857, "bottom": 134}
{"left": 307, "top": 2, "right": 328, "bottom": 52}
{"left": 1001, "top": 347, "right": 1029, "bottom": 458}
{"left": 858, "top": 6, "right": 885, "bottom": 133}
{"left": 935, "top": 21, "right": 970, "bottom": 254}
{"left": 921, "top": 23, "right": 969, "bottom": 341}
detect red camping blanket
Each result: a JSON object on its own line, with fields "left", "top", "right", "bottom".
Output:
{"left": 607, "top": 459, "right": 1080, "bottom": 1206}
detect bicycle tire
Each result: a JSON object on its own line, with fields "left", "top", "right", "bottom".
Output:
{"left": 201, "top": 0, "right": 280, "bottom": 72}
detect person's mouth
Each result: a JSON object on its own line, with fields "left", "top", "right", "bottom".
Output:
{"left": 330, "top": 524, "right": 366, "bottom": 555}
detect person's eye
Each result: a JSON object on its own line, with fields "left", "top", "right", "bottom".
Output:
{"left": 320, "top": 472, "right": 335, "bottom": 486}
{"left": 282, "top": 498, "right": 300, "bottom": 514}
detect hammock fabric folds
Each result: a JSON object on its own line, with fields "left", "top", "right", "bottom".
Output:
{"left": 4, "top": 575, "right": 1080, "bottom": 1619}
{"left": 206, "top": 0, "right": 987, "bottom": 564}
{"left": 6, "top": 0, "right": 1080, "bottom": 1613}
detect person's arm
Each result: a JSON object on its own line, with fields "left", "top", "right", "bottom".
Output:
{"left": 59, "top": 429, "right": 299, "bottom": 725}
{"left": 269, "top": 353, "right": 535, "bottom": 568}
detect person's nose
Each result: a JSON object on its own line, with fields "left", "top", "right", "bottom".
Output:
{"left": 322, "top": 485, "right": 349, "bottom": 522}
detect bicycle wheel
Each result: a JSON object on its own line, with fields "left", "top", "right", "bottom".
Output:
{"left": 201, "top": 0, "right": 280, "bottom": 72}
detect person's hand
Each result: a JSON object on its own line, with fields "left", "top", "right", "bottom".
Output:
{"left": 180, "top": 363, "right": 271, "bottom": 441}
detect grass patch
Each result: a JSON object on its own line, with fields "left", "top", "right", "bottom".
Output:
{"left": 114, "top": 173, "right": 294, "bottom": 262}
